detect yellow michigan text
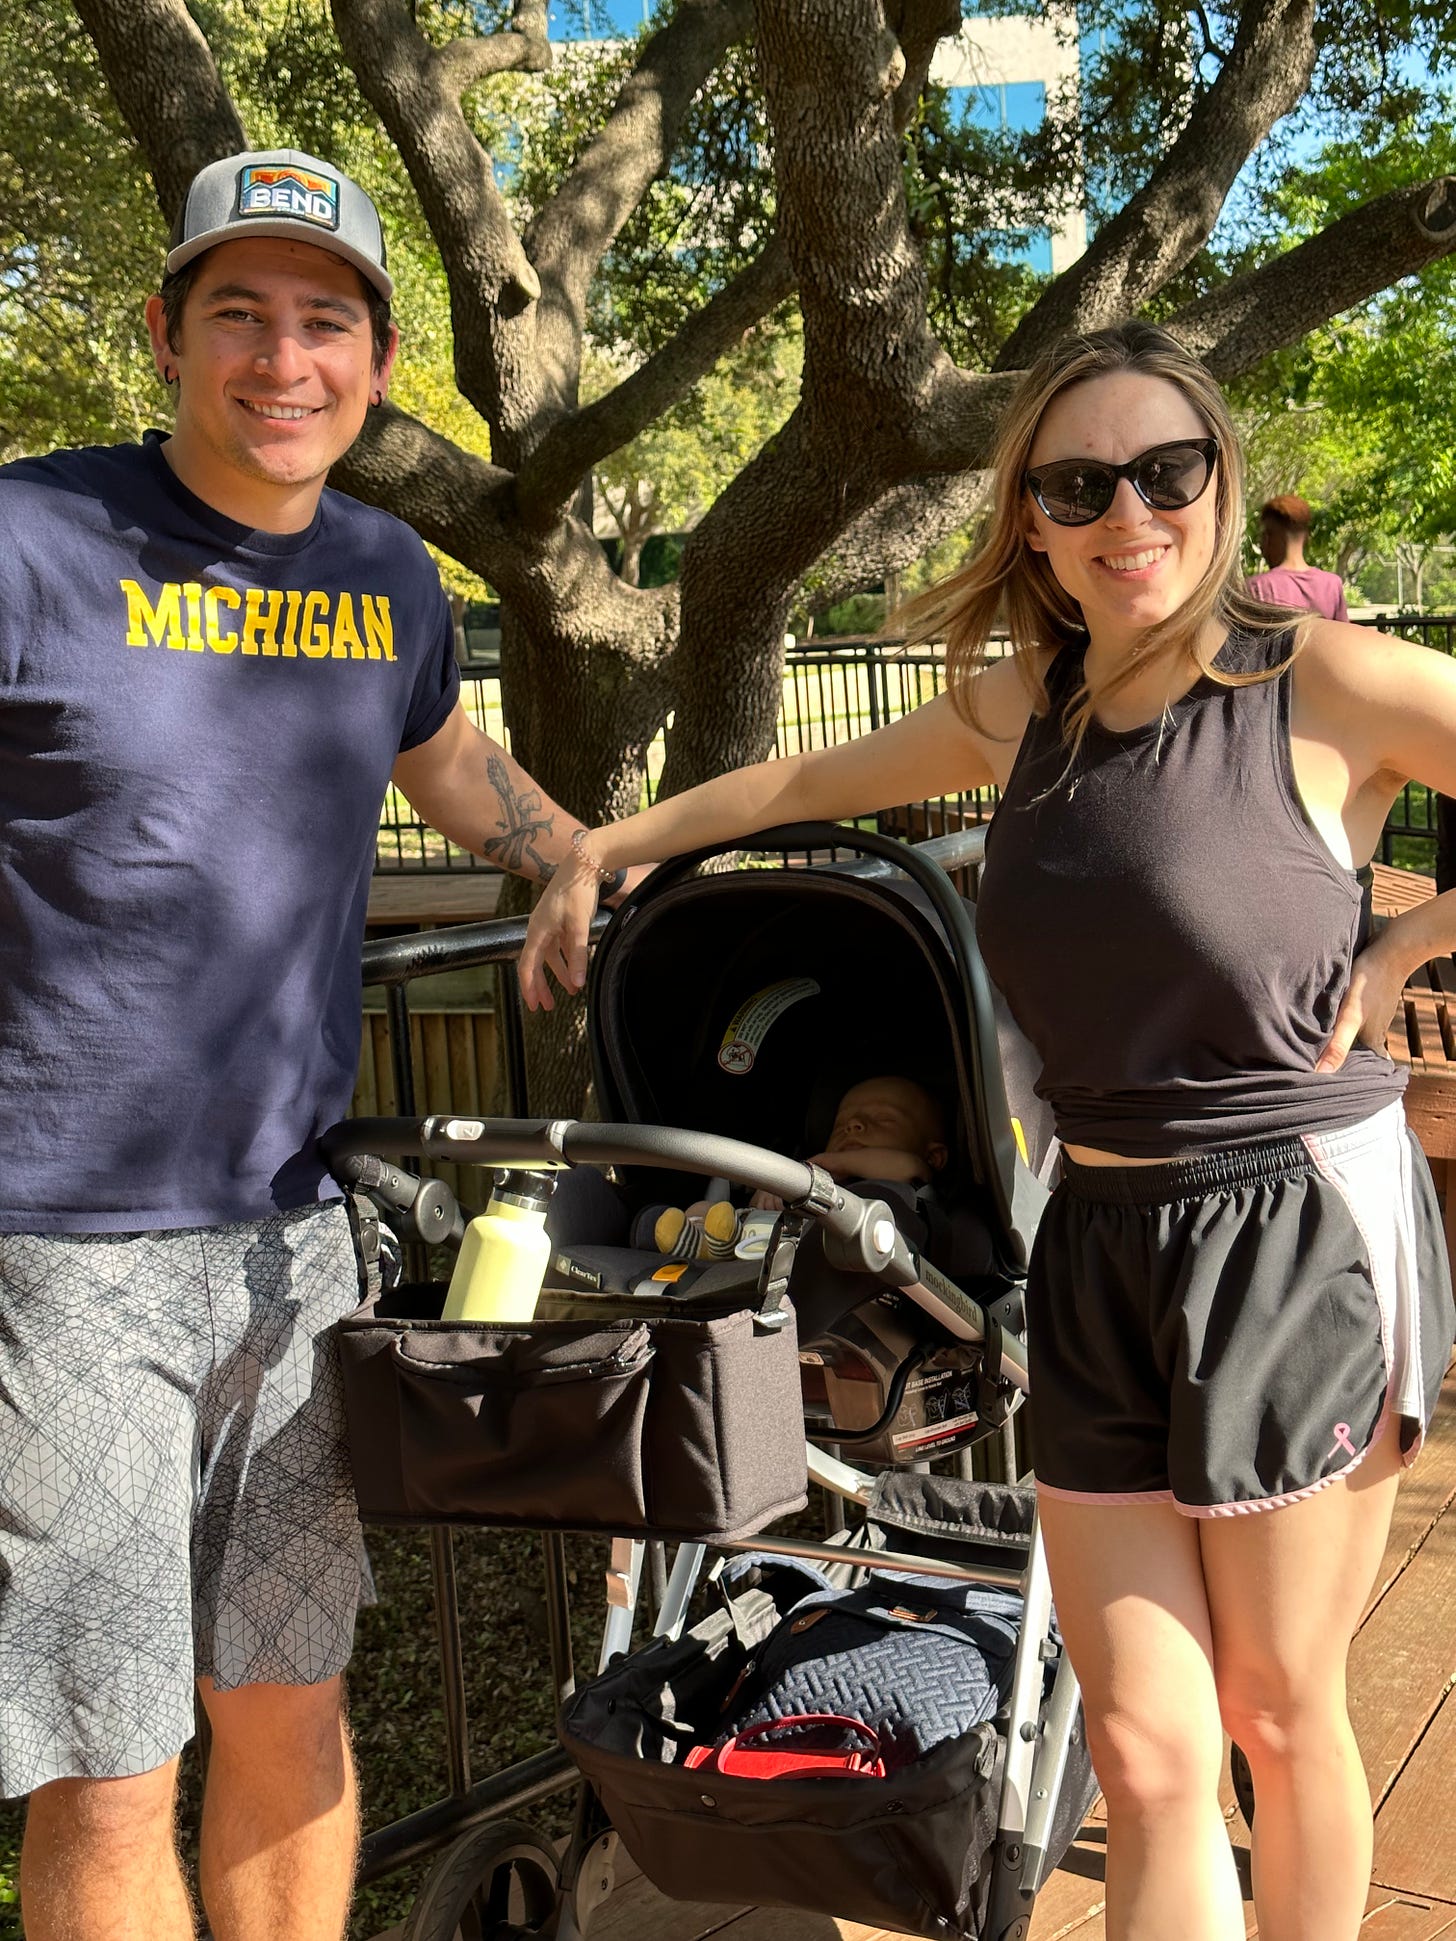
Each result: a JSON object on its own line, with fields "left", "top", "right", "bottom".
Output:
{"left": 120, "top": 580, "right": 395, "bottom": 662}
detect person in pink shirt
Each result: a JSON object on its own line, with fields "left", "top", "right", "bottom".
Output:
{"left": 1246, "top": 493, "right": 1349, "bottom": 619}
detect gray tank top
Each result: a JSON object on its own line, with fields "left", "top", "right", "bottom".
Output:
{"left": 974, "top": 629, "right": 1406, "bottom": 1155}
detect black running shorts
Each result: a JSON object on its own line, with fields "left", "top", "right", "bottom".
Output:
{"left": 1027, "top": 1102, "right": 1455, "bottom": 1516}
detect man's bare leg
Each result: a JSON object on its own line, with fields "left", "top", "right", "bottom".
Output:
{"left": 197, "top": 1675, "right": 357, "bottom": 1941}
{"left": 20, "top": 1759, "right": 194, "bottom": 1941}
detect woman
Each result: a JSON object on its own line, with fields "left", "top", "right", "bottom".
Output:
{"left": 519, "top": 321, "right": 1456, "bottom": 1939}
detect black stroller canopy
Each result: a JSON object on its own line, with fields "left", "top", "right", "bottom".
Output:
{"left": 587, "top": 832, "right": 1039, "bottom": 1275}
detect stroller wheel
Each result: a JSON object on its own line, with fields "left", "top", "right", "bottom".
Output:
{"left": 1230, "top": 1742, "right": 1255, "bottom": 1829}
{"left": 403, "top": 1819, "right": 560, "bottom": 1941}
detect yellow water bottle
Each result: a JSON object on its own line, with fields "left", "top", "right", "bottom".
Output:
{"left": 441, "top": 1169, "right": 556, "bottom": 1323}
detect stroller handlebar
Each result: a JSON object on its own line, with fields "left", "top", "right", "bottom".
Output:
{"left": 319, "top": 1115, "right": 1028, "bottom": 1391}
{"left": 321, "top": 1114, "right": 897, "bottom": 1256}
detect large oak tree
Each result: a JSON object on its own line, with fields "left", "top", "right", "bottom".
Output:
{"left": 43, "top": 0, "right": 1456, "bottom": 1100}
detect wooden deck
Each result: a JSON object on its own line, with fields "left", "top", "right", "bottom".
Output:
{"left": 572, "top": 1364, "right": 1456, "bottom": 1941}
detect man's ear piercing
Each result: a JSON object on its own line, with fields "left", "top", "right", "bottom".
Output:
{"left": 370, "top": 391, "right": 382, "bottom": 407}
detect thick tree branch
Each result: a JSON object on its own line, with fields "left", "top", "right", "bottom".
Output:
{"left": 802, "top": 468, "right": 992, "bottom": 616}
{"left": 514, "top": 235, "right": 796, "bottom": 523}
{"left": 525, "top": 0, "right": 753, "bottom": 323}
{"left": 436, "top": 1, "right": 548, "bottom": 92}
{"left": 888, "top": 0, "right": 961, "bottom": 133}
{"left": 756, "top": 0, "right": 942, "bottom": 442}
{"left": 72, "top": 0, "right": 246, "bottom": 220}
{"left": 332, "top": 0, "right": 547, "bottom": 428}
{"left": 329, "top": 403, "right": 514, "bottom": 561}
{"left": 996, "top": 0, "right": 1315, "bottom": 370}
{"left": 332, "top": 404, "right": 677, "bottom": 659}
{"left": 907, "top": 364, "right": 1020, "bottom": 473}
{"left": 1171, "top": 175, "right": 1456, "bottom": 379}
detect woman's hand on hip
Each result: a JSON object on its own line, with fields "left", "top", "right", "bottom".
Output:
{"left": 1316, "top": 932, "right": 1407, "bottom": 1073}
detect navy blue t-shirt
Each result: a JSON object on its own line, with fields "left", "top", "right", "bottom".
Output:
{"left": 0, "top": 434, "right": 460, "bottom": 1230}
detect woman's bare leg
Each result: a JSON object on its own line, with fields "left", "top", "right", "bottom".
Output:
{"left": 1037, "top": 1492, "right": 1244, "bottom": 1941}
{"left": 1202, "top": 1424, "right": 1404, "bottom": 1941}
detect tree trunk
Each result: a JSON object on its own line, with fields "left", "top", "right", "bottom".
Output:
{"left": 448, "top": 589, "right": 468, "bottom": 660}
{"left": 619, "top": 530, "right": 646, "bottom": 587}
{"left": 498, "top": 601, "right": 673, "bottom": 1113}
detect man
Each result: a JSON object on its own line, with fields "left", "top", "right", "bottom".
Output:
{"left": 0, "top": 150, "right": 614, "bottom": 1940}
{"left": 1246, "top": 492, "right": 1349, "bottom": 620}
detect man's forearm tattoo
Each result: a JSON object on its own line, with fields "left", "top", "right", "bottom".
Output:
{"left": 480, "top": 753, "right": 556, "bottom": 880}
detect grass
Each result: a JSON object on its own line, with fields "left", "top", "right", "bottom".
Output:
{"left": 345, "top": 1526, "right": 610, "bottom": 1939}
{"left": 0, "top": 1853, "right": 16, "bottom": 1940}
{"left": 1388, "top": 835, "right": 1439, "bottom": 874}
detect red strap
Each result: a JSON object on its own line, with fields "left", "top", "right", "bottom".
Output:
{"left": 685, "top": 1714, "right": 886, "bottom": 1780}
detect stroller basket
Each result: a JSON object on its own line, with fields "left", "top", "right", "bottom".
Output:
{"left": 561, "top": 1477, "right": 1098, "bottom": 1940}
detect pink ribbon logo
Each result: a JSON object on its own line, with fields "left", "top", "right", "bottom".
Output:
{"left": 1329, "top": 1422, "right": 1357, "bottom": 1460}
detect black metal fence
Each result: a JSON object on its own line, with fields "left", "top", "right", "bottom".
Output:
{"left": 1360, "top": 616, "right": 1455, "bottom": 867}
{"left": 376, "top": 616, "right": 1456, "bottom": 877}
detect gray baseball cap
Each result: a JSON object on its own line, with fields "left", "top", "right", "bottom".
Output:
{"left": 166, "top": 149, "right": 393, "bottom": 300}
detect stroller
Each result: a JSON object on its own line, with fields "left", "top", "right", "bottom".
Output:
{"left": 323, "top": 823, "right": 1098, "bottom": 1941}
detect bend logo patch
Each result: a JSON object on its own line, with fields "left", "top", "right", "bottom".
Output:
{"left": 237, "top": 163, "right": 339, "bottom": 231}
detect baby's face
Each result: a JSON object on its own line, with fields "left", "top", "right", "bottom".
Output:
{"left": 826, "top": 1078, "right": 941, "bottom": 1159}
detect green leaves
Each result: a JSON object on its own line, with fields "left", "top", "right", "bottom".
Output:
{"left": 508, "top": 38, "right": 779, "bottom": 359}
{"left": 590, "top": 325, "right": 802, "bottom": 575}
{"left": 1231, "top": 87, "right": 1456, "bottom": 570}
{"left": 901, "top": 85, "right": 1060, "bottom": 366}
{"left": 0, "top": 0, "right": 166, "bottom": 455}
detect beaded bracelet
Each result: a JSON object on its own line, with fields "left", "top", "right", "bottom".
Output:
{"left": 571, "top": 827, "right": 627, "bottom": 899}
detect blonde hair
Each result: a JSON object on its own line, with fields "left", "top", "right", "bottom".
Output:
{"left": 894, "top": 321, "right": 1306, "bottom": 759}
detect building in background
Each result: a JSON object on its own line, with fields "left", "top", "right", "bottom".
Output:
{"left": 930, "top": 7, "right": 1086, "bottom": 277}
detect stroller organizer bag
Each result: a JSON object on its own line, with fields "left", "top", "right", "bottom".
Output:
{"left": 335, "top": 1267, "right": 808, "bottom": 1543}
{"left": 562, "top": 1478, "right": 1091, "bottom": 1941}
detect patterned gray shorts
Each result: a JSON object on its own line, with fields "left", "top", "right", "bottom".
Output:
{"left": 0, "top": 1202, "right": 368, "bottom": 1796}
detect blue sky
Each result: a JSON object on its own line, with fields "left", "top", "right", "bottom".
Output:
{"left": 545, "top": 0, "right": 652, "bottom": 34}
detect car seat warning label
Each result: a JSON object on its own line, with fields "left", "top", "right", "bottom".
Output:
{"left": 717, "top": 978, "right": 821, "bottom": 1074}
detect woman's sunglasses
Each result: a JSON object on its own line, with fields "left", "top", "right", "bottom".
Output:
{"left": 1023, "top": 438, "right": 1219, "bottom": 527}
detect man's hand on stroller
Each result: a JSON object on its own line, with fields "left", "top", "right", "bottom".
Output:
{"left": 519, "top": 834, "right": 650, "bottom": 1010}
{"left": 519, "top": 861, "right": 598, "bottom": 1010}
